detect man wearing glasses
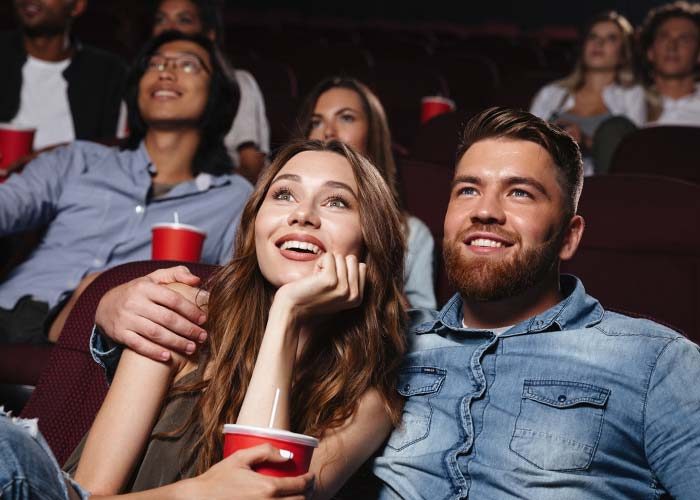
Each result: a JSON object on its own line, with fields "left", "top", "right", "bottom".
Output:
{"left": 0, "top": 32, "right": 253, "bottom": 345}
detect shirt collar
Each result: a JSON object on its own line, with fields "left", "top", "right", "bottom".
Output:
{"left": 136, "top": 140, "right": 231, "bottom": 192}
{"left": 414, "top": 274, "right": 604, "bottom": 336}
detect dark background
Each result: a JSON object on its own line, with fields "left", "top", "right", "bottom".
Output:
{"left": 0, "top": 1, "right": 677, "bottom": 36}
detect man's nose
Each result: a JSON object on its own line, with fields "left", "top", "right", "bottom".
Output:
{"left": 470, "top": 193, "right": 506, "bottom": 225}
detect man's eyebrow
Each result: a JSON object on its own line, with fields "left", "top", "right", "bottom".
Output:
{"left": 504, "top": 176, "right": 551, "bottom": 199}
{"left": 451, "top": 175, "right": 481, "bottom": 188}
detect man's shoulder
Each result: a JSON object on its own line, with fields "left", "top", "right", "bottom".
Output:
{"left": 594, "top": 308, "right": 689, "bottom": 343}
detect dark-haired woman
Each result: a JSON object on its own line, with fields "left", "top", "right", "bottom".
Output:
{"left": 1, "top": 139, "right": 407, "bottom": 499}
{"left": 298, "top": 77, "right": 436, "bottom": 310}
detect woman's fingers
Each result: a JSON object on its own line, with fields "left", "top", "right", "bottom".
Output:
{"left": 358, "top": 262, "right": 367, "bottom": 303}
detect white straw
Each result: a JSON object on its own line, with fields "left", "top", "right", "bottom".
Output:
{"left": 268, "top": 387, "right": 281, "bottom": 428}
{"left": 173, "top": 212, "right": 179, "bottom": 224}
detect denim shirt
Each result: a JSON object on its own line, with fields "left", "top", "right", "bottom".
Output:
{"left": 0, "top": 141, "right": 252, "bottom": 309}
{"left": 374, "top": 275, "right": 700, "bottom": 500}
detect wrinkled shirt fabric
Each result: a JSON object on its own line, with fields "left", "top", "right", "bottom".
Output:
{"left": 374, "top": 275, "right": 700, "bottom": 499}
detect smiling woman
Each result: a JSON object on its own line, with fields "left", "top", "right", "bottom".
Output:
{"left": 0, "top": 139, "right": 406, "bottom": 499}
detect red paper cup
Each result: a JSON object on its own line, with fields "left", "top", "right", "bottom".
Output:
{"left": 151, "top": 222, "right": 206, "bottom": 262}
{"left": 223, "top": 424, "right": 319, "bottom": 477}
{"left": 0, "top": 124, "right": 35, "bottom": 182}
{"left": 420, "top": 96, "right": 456, "bottom": 124}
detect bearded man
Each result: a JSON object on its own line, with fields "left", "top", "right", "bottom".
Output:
{"left": 372, "top": 107, "right": 700, "bottom": 499}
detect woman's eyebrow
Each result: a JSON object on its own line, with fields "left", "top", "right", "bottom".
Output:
{"left": 270, "top": 173, "right": 301, "bottom": 185}
{"left": 324, "top": 180, "right": 357, "bottom": 198}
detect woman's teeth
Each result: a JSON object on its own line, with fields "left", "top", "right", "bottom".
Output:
{"left": 280, "top": 240, "right": 322, "bottom": 254}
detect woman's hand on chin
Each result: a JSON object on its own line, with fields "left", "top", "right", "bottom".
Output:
{"left": 273, "top": 252, "right": 367, "bottom": 324}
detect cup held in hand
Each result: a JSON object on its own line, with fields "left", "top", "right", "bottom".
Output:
{"left": 223, "top": 424, "right": 319, "bottom": 477}
{"left": 151, "top": 222, "right": 206, "bottom": 262}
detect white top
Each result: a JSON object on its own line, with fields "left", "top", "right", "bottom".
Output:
{"left": 405, "top": 215, "right": 437, "bottom": 310}
{"left": 649, "top": 84, "right": 700, "bottom": 127}
{"left": 11, "top": 55, "right": 75, "bottom": 150}
{"left": 530, "top": 82, "right": 647, "bottom": 127}
{"left": 224, "top": 69, "right": 270, "bottom": 166}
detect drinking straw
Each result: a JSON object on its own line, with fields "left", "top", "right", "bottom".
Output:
{"left": 173, "top": 212, "right": 179, "bottom": 224}
{"left": 268, "top": 387, "right": 281, "bottom": 428}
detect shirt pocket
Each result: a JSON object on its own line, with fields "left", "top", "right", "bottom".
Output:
{"left": 387, "top": 366, "right": 446, "bottom": 451}
{"left": 509, "top": 379, "right": 610, "bottom": 471}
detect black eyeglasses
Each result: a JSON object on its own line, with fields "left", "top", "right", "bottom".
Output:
{"left": 145, "top": 54, "right": 211, "bottom": 75}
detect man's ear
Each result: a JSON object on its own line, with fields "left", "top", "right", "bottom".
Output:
{"left": 71, "top": 0, "right": 87, "bottom": 18}
{"left": 559, "top": 215, "right": 584, "bottom": 261}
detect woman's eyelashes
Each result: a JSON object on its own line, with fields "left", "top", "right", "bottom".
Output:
{"left": 339, "top": 112, "right": 357, "bottom": 123}
{"left": 269, "top": 186, "right": 352, "bottom": 209}
{"left": 323, "top": 193, "right": 352, "bottom": 209}
{"left": 271, "top": 186, "right": 295, "bottom": 202}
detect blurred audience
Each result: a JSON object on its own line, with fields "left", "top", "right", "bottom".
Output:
{"left": 298, "top": 76, "right": 436, "bottom": 310}
{"left": 0, "top": 32, "right": 252, "bottom": 344}
{"left": 640, "top": 1, "right": 700, "bottom": 126}
{"left": 0, "top": 0, "right": 127, "bottom": 154}
{"left": 530, "top": 11, "right": 644, "bottom": 175}
{"left": 152, "top": 0, "right": 270, "bottom": 182}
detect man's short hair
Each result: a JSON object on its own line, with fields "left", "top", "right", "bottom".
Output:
{"left": 123, "top": 30, "right": 239, "bottom": 176}
{"left": 640, "top": 1, "right": 700, "bottom": 59}
{"left": 456, "top": 107, "right": 584, "bottom": 218}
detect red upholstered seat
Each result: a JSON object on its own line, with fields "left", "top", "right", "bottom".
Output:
{"left": 562, "top": 174, "right": 700, "bottom": 339}
{"left": 20, "top": 260, "right": 218, "bottom": 465}
{"left": 609, "top": 126, "right": 700, "bottom": 184}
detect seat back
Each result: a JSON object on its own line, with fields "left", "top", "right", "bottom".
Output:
{"left": 609, "top": 126, "right": 700, "bottom": 184}
{"left": 410, "top": 111, "right": 463, "bottom": 166}
{"left": 20, "top": 260, "right": 218, "bottom": 465}
{"left": 562, "top": 175, "right": 700, "bottom": 339}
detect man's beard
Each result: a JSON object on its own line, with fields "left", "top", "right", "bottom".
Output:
{"left": 443, "top": 224, "right": 564, "bottom": 302}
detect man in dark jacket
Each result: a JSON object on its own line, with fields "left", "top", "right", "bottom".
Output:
{"left": 0, "top": 0, "right": 127, "bottom": 153}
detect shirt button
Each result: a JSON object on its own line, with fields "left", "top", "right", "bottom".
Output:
{"left": 403, "top": 384, "right": 411, "bottom": 392}
{"left": 135, "top": 205, "right": 144, "bottom": 214}
{"left": 558, "top": 395, "right": 567, "bottom": 402}
{"left": 93, "top": 258, "right": 103, "bottom": 267}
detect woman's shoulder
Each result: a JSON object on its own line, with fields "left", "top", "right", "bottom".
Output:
{"left": 530, "top": 82, "right": 569, "bottom": 118}
{"left": 406, "top": 216, "right": 434, "bottom": 243}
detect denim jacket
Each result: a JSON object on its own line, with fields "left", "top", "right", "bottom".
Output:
{"left": 374, "top": 275, "right": 700, "bottom": 499}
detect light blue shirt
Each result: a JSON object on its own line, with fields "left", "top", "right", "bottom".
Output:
{"left": 0, "top": 141, "right": 252, "bottom": 309}
{"left": 374, "top": 275, "right": 700, "bottom": 499}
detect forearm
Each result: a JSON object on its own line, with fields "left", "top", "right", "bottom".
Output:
{"left": 74, "top": 349, "right": 179, "bottom": 494}
{"left": 236, "top": 299, "right": 299, "bottom": 429}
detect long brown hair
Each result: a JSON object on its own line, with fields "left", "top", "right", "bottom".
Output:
{"left": 176, "top": 139, "right": 406, "bottom": 474}
{"left": 557, "top": 11, "right": 637, "bottom": 93}
{"left": 296, "top": 77, "right": 401, "bottom": 209}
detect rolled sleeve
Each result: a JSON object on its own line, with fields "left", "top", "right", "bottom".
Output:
{"left": 644, "top": 337, "right": 700, "bottom": 498}
{"left": 89, "top": 325, "right": 122, "bottom": 383}
{"left": 0, "top": 145, "right": 77, "bottom": 235}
